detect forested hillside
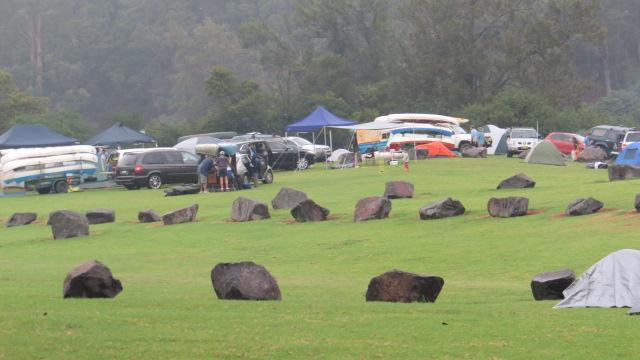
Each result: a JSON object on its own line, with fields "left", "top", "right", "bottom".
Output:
{"left": 1, "top": 0, "right": 640, "bottom": 144}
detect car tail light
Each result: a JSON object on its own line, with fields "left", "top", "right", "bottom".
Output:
{"left": 134, "top": 165, "right": 144, "bottom": 174}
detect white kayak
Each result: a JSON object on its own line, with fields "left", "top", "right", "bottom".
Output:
{"left": 0, "top": 145, "right": 96, "bottom": 165}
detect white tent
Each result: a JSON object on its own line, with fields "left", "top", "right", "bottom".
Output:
{"left": 482, "top": 125, "right": 507, "bottom": 155}
{"left": 555, "top": 249, "right": 640, "bottom": 308}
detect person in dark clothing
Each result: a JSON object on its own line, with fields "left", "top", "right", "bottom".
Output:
{"left": 197, "top": 155, "right": 214, "bottom": 193}
{"left": 248, "top": 143, "right": 260, "bottom": 187}
{"left": 216, "top": 151, "right": 230, "bottom": 191}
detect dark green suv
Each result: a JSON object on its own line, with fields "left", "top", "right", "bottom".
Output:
{"left": 586, "top": 125, "right": 630, "bottom": 156}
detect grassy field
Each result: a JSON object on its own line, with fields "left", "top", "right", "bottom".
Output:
{"left": 1, "top": 157, "right": 639, "bottom": 359}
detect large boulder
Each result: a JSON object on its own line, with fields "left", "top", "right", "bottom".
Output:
{"left": 608, "top": 165, "right": 640, "bottom": 181}
{"left": 354, "top": 196, "right": 392, "bottom": 222}
{"left": 85, "top": 209, "right": 115, "bottom": 225}
{"left": 487, "top": 197, "right": 529, "bottom": 218}
{"left": 47, "top": 210, "right": 89, "bottom": 239}
{"left": 462, "top": 147, "right": 487, "bottom": 158}
{"left": 138, "top": 209, "right": 162, "bottom": 223}
{"left": 162, "top": 204, "right": 199, "bottom": 225}
{"left": 231, "top": 197, "right": 270, "bottom": 222}
{"left": 419, "top": 198, "right": 465, "bottom": 220}
{"left": 565, "top": 197, "right": 603, "bottom": 216}
{"left": 63, "top": 260, "right": 123, "bottom": 299}
{"left": 383, "top": 181, "right": 414, "bottom": 199}
{"left": 271, "top": 187, "right": 308, "bottom": 209}
{"left": 164, "top": 184, "right": 201, "bottom": 196}
{"left": 6, "top": 212, "right": 37, "bottom": 227}
{"left": 497, "top": 173, "right": 536, "bottom": 189}
{"left": 211, "top": 261, "right": 281, "bottom": 300}
{"left": 291, "top": 199, "right": 329, "bottom": 222}
{"left": 578, "top": 146, "right": 608, "bottom": 162}
{"left": 365, "top": 270, "right": 444, "bottom": 303}
{"left": 531, "top": 269, "right": 575, "bottom": 301}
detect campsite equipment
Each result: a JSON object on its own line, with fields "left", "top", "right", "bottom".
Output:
{"left": 85, "top": 123, "right": 156, "bottom": 148}
{"left": 327, "top": 149, "right": 356, "bottom": 168}
{"left": 493, "top": 132, "right": 508, "bottom": 155}
{"left": 523, "top": 140, "right": 565, "bottom": 166}
{"left": 555, "top": 249, "right": 640, "bottom": 308}
{"left": 174, "top": 136, "right": 222, "bottom": 154}
{"left": 478, "top": 125, "right": 507, "bottom": 155}
{"left": 285, "top": 106, "right": 356, "bottom": 151}
{"left": 615, "top": 142, "right": 640, "bottom": 166}
{"left": 415, "top": 142, "right": 458, "bottom": 158}
{"left": 0, "top": 124, "right": 79, "bottom": 149}
{"left": 373, "top": 114, "right": 472, "bottom": 152}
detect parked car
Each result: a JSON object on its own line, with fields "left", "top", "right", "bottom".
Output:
{"left": 620, "top": 131, "right": 640, "bottom": 152}
{"left": 264, "top": 138, "right": 316, "bottom": 170}
{"left": 545, "top": 132, "right": 584, "bottom": 156}
{"left": 114, "top": 148, "right": 200, "bottom": 189}
{"left": 506, "top": 127, "right": 539, "bottom": 157}
{"left": 233, "top": 140, "right": 274, "bottom": 186}
{"left": 286, "top": 136, "right": 331, "bottom": 161}
{"left": 586, "top": 125, "right": 630, "bottom": 155}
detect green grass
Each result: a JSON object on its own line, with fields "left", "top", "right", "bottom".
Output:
{"left": 1, "top": 157, "right": 640, "bottom": 359}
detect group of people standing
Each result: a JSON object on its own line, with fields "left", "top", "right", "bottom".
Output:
{"left": 197, "top": 143, "right": 262, "bottom": 194}
{"left": 470, "top": 128, "right": 486, "bottom": 148}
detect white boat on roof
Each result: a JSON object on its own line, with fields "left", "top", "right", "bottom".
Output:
{"left": 374, "top": 113, "right": 469, "bottom": 126}
{"left": 0, "top": 145, "right": 96, "bottom": 165}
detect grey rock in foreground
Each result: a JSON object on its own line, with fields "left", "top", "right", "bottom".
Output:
{"left": 497, "top": 173, "right": 535, "bottom": 189}
{"left": 85, "top": 209, "right": 115, "bottom": 225}
{"left": 531, "top": 269, "right": 575, "bottom": 301}
{"left": 419, "top": 198, "right": 465, "bottom": 220}
{"left": 366, "top": 269, "right": 444, "bottom": 303}
{"left": 384, "top": 181, "right": 414, "bottom": 199}
{"left": 608, "top": 165, "right": 640, "bottom": 181}
{"left": 487, "top": 197, "right": 529, "bottom": 218}
{"left": 162, "top": 204, "right": 199, "bottom": 225}
{"left": 63, "top": 260, "right": 123, "bottom": 298}
{"left": 6, "top": 212, "right": 37, "bottom": 227}
{"left": 138, "top": 209, "right": 162, "bottom": 223}
{"left": 211, "top": 261, "right": 281, "bottom": 300}
{"left": 462, "top": 147, "right": 487, "bottom": 158}
{"left": 291, "top": 199, "right": 329, "bottom": 222}
{"left": 231, "top": 197, "right": 270, "bottom": 222}
{"left": 47, "top": 210, "right": 89, "bottom": 239}
{"left": 354, "top": 196, "right": 391, "bottom": 222}
{"left": 272, "top": 187, "right": 308, "bottom": 209}
{"left": 565, "top": 197, "right": 603, "bottom": 216}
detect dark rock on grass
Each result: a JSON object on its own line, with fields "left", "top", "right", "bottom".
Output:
{"left": 565, "top": 197, "right": 603, "bottom": 216}
{"left": 164, "top": 184, "right": 201, "bottom": 196}
{"left": 211, "top": 261, "right": 281, "bottom": 300}
{"left": 271, "top": 187, "right": 308, "bottom": 209}
{"left": 291, "top": 199, "right": 329, "bottom": 222}
{"left": 47, "top": 210, "right": 89, "bottom": 239}
{"left": 384, "top": 181, "right": 414, "bottom": 199}
{"left": 531, "top": 269, "right": 575, "bottom": 301}
{"left": 231, "top": 197, "right": 270, "bottom": 222}
{"left": 461, "top": 147, "right": 487, "bottom": 158}
{"left": 63, "top": 260, "right": 123, "bottom": 299}
{"left": 636, "top": 194, "right": 640, "bottom": 213}
{"left": 6, "top": 212, "right": 37, "bottom": 227}
{"left": 487, "top": 197, "right": 529, "bottom": 218}
{"left": 578, "top": 146, "right": 608, "bottom": 162}
{"left": 85, "top": 209, "right": 115, "bottom": 225}
{"left": 497, "top": 173, "right": 536, "bottom": 189}
{"left": 354, "top": 196, "right": 392, "bottom": 222}
{"left": 162, "top": 204, "right": 199, "bottom": 225}
{"left": 138, "top": 209, "right": 162, "bottom": 223}
{"left": 366, "top": 269, "right": 444, "bottom": 303}
{"left": 419, "top": 198, "right": 465, "bottom": 220}
{"left": 608, "top": 165, "right": 640, "bottom": 181}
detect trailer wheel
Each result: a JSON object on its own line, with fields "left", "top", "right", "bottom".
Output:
{"left": 37, "top": 187, "right": 51, "bottom": 195}
{"left": 53, "top": 180, "right": 69, "bottom": 194}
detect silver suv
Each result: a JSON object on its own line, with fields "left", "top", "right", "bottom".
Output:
{"left": 506, "top": 128, "right": 539, "bottom": 157}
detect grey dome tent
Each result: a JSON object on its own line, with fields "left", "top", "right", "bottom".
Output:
{"left": 0, "top": 124, "right": 78, "bottom": 149}
{"left": 85, "top": 123, "right": 155, "bottom": 148}
{"left": 524, "top": 140, "right": 565, "bottom": 166}
{"left": 555, "top": 249, "right": 640, "bottom": 309}
{"left": 493, "top": 133, "right": 508, "bottom": 155}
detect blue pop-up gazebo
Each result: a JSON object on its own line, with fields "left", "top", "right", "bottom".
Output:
{"left": 285, "top": 106, "right": 356, "bottom": 150}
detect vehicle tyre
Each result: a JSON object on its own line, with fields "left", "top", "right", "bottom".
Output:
{"left": 459, "top": 142, "right": 472, "bottom": 152}
{"left": 296, "top": 157, "right": 309, "bottom": 170}
{"left": 53, "top": 180, "right": 69, "bottom": 194}
{"left": 147, "top": 174, "right": 163, "bottom": 189}
{"left": 125, "top": 184, "right": 140, "bottom": 190}
{"left": 37, "top": 186, "right": 51, "bottom": 195}
{"left": 262, "top": 169, "right": 274, "bottom": 184}
{"left": 241, "top": 174, "right": 250, "bottom": 189}
{"left": 507, "top": 151, "right": 513, "bottom": 158}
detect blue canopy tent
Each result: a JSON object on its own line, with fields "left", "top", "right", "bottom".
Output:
{"left": 0, "top": 124, "right": 78, "bottom": 149}
{"left": 285, "top": 106, "right": 356, "bottom": 150}
{"left": 616, "top": 142, "right": 640, "bottom": 166}
{"left": 85, "top": 123, "right": 156, "bottom": 148}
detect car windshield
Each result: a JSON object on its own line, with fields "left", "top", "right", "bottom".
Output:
{"left": 626, "top": 132, "right": 640, "bottom": 142}
{"left": 510, "top": 129, "right": 537, "bottom": 138}
{"left": 290, "top": 137, "right": 312, "bottom": 146}
{"left": 118, "top": 153, "right": 138, "bottom": 166}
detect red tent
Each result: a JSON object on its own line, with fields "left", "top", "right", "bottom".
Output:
{"left": 416, "top": 142, "right": 458, "bottom": 158}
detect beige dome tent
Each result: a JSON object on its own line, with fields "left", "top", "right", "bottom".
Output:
{"left": 524, "top": 140, "right": 565, "bottom": 166}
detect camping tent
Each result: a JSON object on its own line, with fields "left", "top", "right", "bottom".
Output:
{"left": 174, "top": 136, "right": 222, "bottom": 154}
{"left": 480, "top": 125, "right": 507, "bottom": 155}
{"left": 493, "top": 133, "right": 508, "bottom": 155}
{"left": 615, "top": 142, "right": 640, "bottom": 165}
{"left": 524, "top": 140, "right": 565, "bottom": 166}
{"left": 285, "top": 106, "right": 356, "bottom": 151}
{"left": 0, "top": 124, "right": 78, "bottom": 149}
{"left": 416, "top": 142, "right": 458, "bottom": 158}
{"left": 85, "top": 123, "right": 156, "bottom": 148}
{"left": 555, "top": 249, "right": 640, "bottom": 308}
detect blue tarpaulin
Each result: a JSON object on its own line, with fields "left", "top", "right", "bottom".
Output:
{"left": 85, "top": 123, "right": 155, "bottom": 147}
{"left": 286, "top": 106, "right": 356, "bottom": 133}
{"left": 0, "top": 124, "right": 78, "bottom": 149}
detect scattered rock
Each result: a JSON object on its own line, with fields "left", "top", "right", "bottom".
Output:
{"left": 636, "top": 194, "right": 640, "bottom": 213}
{"left": 291, "top": 199, "right": 329, "bottom": 222}
{"left": 487, "top": 197, "right": 529, "bottom": 218}
{"left": 211, "top": 261, "right": 281, "bottom": 300}
{"left": 138, "top": 209, "right": 162, "bottom": 223}
{"left": 608, "top": 165, "right": 640, "bottom": 181}
{"left": 5, "top": 212, "right": 37, "bottom": 227}
{"left": 462, "top": 147, "right": 487, "bottom": 158}
{"left": 85, "top": 209, "right": 115, "bottom": 225}
{"left": 231, "top": 197, "right": 270, "bottom": 222}
{"left": 365, "top": 269, "right": 444, "bottom": 303}
{"left": 578, "top": 146, "right": 608, "bottom": 162}
{"left": 354, "top": 196, "right": 392, "bottom": 222}
{"left": 164, "top": 184, "right": 200, "bottom": 196}
{"left": 47, "top": 210, "right": 89, "bottom": 239}
{"left": 63, "top": 260, "right": 123, "bottom": 298}
{"left": 531, "top": 269, "right": 575, "bottom": 301}
{"left": 497, "top": 173, "right": 536, "bottom": 189}
{"left": 162, "top": 204, "right": 199, "bottom": 225}
{"left": 271, "top": 187, "right": 308, "bottom": 209}
{"left": 384, "top": 181, "right": 414, "bottom": 199}
{"left": 565, "top": 197, "right": 603, "bottom": 216}
{"left": 419, "top": 198, "right": 465, "bottom": 220}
